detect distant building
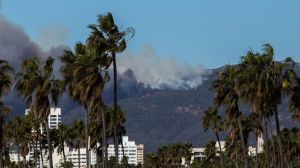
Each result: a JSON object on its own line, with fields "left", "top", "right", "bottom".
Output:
{"left": 137, "top": 144, "right": 144, "bottom": 165}
{"left": 248, "top": 146, "right": 257, "bottom": 156}
{"left": 215, "top": 141, "right": 226, "bottom": 155}
{"left": 10, "top": 108, "right": 62, "bottom": 167}
{"left": 47, "top": 108, "right": 62, "bottom": 129}
{"left": 107, "top": 136, "right": 144, "bottom": 165}
{"left": 257, "top": 133, "right": 264, "bottom": 153}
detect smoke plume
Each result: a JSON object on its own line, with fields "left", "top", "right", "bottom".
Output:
{"left": 117, "top": 45, "right": 206, "bottom": 89}
{"left": 0, "top": 16, "right": 41, "bottom": 69}
{"left": 37, "top": 23, "right": 69, "bottom": 51}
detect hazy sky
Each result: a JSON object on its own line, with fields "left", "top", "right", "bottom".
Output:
{"left": 1, "top": 0, "right": 300, "bottom": 68}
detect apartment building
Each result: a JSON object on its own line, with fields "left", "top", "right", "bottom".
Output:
{"left": 107, "top": 136, "right": 144, "bottom": 165}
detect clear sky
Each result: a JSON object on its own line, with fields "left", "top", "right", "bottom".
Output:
{"left": 1, "top": 0, "right": 300, "bottom": 68}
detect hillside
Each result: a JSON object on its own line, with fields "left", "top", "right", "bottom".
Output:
{"left": 114, "top": 69, "right": 299, "bottom": 153}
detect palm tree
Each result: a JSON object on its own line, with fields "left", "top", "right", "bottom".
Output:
{"left": 87, "top": 13, "right": 135, "bottom": 167}
{"left": 0, "top": 102, "right": 11, "bottom": 167}
{"left": 61, "top": 42, "right": 111, "bottom": 168}
{"left": 15, "top": 56, "right": 63, "bottom": 168}
{"left": 69, "top": 120, "right": 85, "bottom": 168}
{"left": 202, "top": 107, "right": 224, "bottom": 168}
{"left": 238, "top": 44, "right": 299, "bottom": 167}
{"left": 247, "top": 113, "right": 263, "bottom": 168}
{"left": 106, "top": 105, "right": 126, "bottom": 165}
{"left": 52, "top": 123, "right": 69, "bottom": 165}
{"left": 211, "top": 65, "right": 249, "bottom": 168}
{"left": 89, "top": 98, "right": 109, "bottom": 168}
{"left": 0, "top": 59, "right": 13, "bottom": 167}
{"left": 6, "top": 116, "right": 32, "bottom": 164}
{"left": 204, "top": 140, "right": 217, "bottom": 167}
{"left": 289, "top": 78, "right": 300, "bottom": 121}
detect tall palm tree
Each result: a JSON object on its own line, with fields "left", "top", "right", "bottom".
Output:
{"left": 212, "top": 65, "right": 249, "bottom": 168}
{"left": 238, "top": 44, "right": 299, "bottom": 167}
{"left": 69, "top": 120, "right": 85, "bottom": 168}
{"left": 202, "top": 107, "right": 224, "bottom": 168}
{"left": 89, "top": 98, "right": 109, "bottom": 168}
{"left": 288, "top": 78, "right": 300, "bottom": 121}
{"left": 247, "top": 113, "right": 263, "bottom": 168}
{"left": 87, "top": 13, "right": 134, "bottom": 167}
{"left": 15, "top": 56, "right": 63, "bottom": 168}
{"left": 52, "top": 123, "right": 69, "bottom": 165}
{"left": 0, "top": 102, "right": 11, "bottom": 167}
{"left": 0, "top": 59, "right": 13, "bottom": 168}
{"left": 61, "top": 42, "right": 111, "bottom": 168}
{"left": 204, "top": 140, "right": 217, "bottom": 167}
{"left": 106, "top": 105, "right": 126, "bottom": 165}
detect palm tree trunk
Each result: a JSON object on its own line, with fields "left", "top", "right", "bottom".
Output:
{"left": 255, "top": 135, "right": 258, "bottom": 168}
{"left": 238, "top": 117, "right": 248, "bottom": 168}
{"left": 78, "top": 146, "right": 81, "bottom": 168}
{"left": 267, "top": 119, "right": 276, "bottom": 167}
{"left": 17, "top": 144, "right": 20, "bottom": 164}
{"left": 39, "top": 133, "right": 44, "bottom": 167}
{"left": 105, "top": 136, "right": 108, "bottom": 168}
{"left": 0, "top": 146, "right": 3, "bottom": 168}
{"left": 262, "top": 117, "right": 270, "bottom": 168}
{"left": 121, "top": 140, "right": 127, "bottom": 168}
{"left": 85, "top": 110, "right": 90, "bottom": 168}
{"left": 214, "top": 127, "right": 223, "bottom": 168}
{"left": 0, "top": 118, "right": 5, "bottom": 168}
{"left": 35, "top": 138, "right": 38, "bottom": 168}
{"left": 274, "top": 109, "right": 283, "bottom": 168}
{"left": 45, "top": 120, "right": 53, "bottom": 168}
{"left": 235, "top": 145, "right": 238, "bottom": 168}
{"left": 96, "top": 143, "right": 99, "bottom": 168}
{"left": 112, "top": 53, "right": 119, "bottom": 168}
{"left": 62, "top": 139, "right": 66, "bottom": 164}
{"left": 101, "top": 107, "right": 108, "bottom": 168}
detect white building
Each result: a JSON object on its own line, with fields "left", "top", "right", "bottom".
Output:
{"left": 215, "top": 141, "right": 226, "bottom": 152}
{"left": 48, "top": 108, "right": 62, "bottom": 129}
{"left": 10, "top": 108, "right": 62, "bottom": 167}
{"left": 107, "top": 136, "right": 144, "bottom": 165}
{"left": 257, "top": 134, "right": 264, "bottom": 153}
{"left": 136, "top": 144, "right": 144, "bottom": 165}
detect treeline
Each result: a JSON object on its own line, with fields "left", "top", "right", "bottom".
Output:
{"left": 143, "top": 44, "right": 300, "bottom": 168}
{"left": 202, "top": 44, "right": 300, "bottom": 168}
{"left": 143, "top": 127, "right": 300, "bottom": 168}
{"left": 0, "top": 12, "right": 134, "bottom": 168}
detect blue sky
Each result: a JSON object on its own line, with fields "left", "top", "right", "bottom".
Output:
{"left": 1, "top": 0, "right": 300, "bottom": 68}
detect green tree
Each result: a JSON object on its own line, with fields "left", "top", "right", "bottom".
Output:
{"left": 15, "top": 57, "right": 63, "bottom": 168}
{"left": 211, "top": 65, "right": 248, "bottom": 168}
{"left": 52, "top": 123, "right": 69, "bottom": 165}
{"left": 0, "top": 59, "right": 13, "bottom": 167}
{"left": 69, "top": 120, "right": 85, "bottom": 168}
{"left": 61, "top": 42, "right": 111, "bottom": 168}
{"left": 87, "top": 12, "right": 135, "bottom": 168}
{"left": 202, "top": 107, "right": 224, "bottom": 168}
{"left": 238, "top": 44, "right": 299, "bottom": 167}
{"left": 204, "top": 140, "right": 217, "bottom": 167}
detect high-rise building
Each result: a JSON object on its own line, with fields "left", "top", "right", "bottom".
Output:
{"left": 107, "top": 136, "right": 144, "bottom": 165}
{"left": 136, "top": 144, "right": 144, "bottom": 165}
{"left": 48, "top": 108, "right": 62, "bottom": 129}
{"left": 10, "top": 108, "right": 62, "bottom": 167}
{"left": 257, "top": 133, "right": 264, "bottom": 153}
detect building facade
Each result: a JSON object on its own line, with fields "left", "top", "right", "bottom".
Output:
{"left": 107, "top": 136, "right": 144, "bottom": 165}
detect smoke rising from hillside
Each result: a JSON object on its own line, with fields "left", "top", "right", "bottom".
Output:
{"left": 0, "top": 14, "right": 207, "bottom": 118}
{"left": 0, "top": 16, "right": 41, "bottom": 69}
{"left": 37, "top": 23, "right": 69, "bottom": 51}
{"left": 118, "top": 45, "right": 207, "bottom": 89}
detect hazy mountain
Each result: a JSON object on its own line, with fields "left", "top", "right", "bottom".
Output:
{"left": 62, "top": 68, "right": 298, "bottom": 153}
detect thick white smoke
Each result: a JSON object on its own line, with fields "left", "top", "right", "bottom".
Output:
{"left": 36, "top": 23, "right": 69, "bottom": 51}
{"left": 117, "top": 45, "right": 207, "bottom": 89}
